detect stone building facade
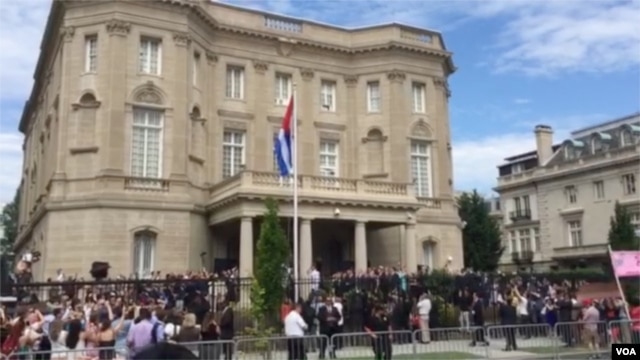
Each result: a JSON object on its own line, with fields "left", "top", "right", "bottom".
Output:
{"left": 15, "top": 0, "right": 462, "bottom": 280}
{"left": 494, "top": 113, "right": 640, "bottom": 271}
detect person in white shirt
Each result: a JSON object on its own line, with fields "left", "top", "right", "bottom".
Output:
{"left": 416, "top": 293, "right": 432, "bottom": 343}
{"left": 333, "top": 297, "right": 344, "bottom": 350}
{"left": 309, "top": 267, "right": 321, "bottom": 297}
{"left": 516, "top": 290, "right": 530, "bottom": 339}
{"left": 284, "top": 303, "right": 308, "bottom": 360}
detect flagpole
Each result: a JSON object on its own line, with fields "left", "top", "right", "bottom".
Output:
{"left": 292, "top": 84, "right": 299, "bottom": 302}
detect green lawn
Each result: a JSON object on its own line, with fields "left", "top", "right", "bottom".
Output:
{"left": 343, "top": 352, "right": 482, "bottom": 360}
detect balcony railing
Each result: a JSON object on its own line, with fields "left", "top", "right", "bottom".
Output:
{"left": 520, "top": 250, "right": 534, "bottom": 263}
{"left": 208, "top": 171, "right": 421, "bottom": 205}
{"left": 511, "top": 252, "right": 520, "bottom": 263}
{"left": 509, "top": 209, "right": 532, "bottom": 221}
{"left": 552, "top": 243, "right": 608, "bottom": 259}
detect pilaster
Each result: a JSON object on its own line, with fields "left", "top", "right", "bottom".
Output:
{"left": 299, "top": 68, "right": 315, "bottom": 174}
{"left": 387, "top": 70, "right": 409, "bottom": 182}
{"left": 239, "top": 217, "right": 254, "bottom": 277}
{"left": 354, "top": 220, "right": 367, "bottom": 271}
{"left": 102, "top": 20, "right": 131, "bottom": 175}
{"left": 170, "top": 32, "right": 191, "bottom": 179}
{"left": 344, "top": 75, "right": 358, "bottom": 178}
{"left": 252, "top": 60, "right": 269, "bottom": 171}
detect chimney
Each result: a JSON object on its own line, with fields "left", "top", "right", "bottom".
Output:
{"left": 534, "top": 125, "right": 553, "bottom": 166}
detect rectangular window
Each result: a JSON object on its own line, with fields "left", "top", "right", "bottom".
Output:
{"left": 272, "top": 133, "right": 280, "bottom": 172}
{"left": 631, "top": 212, "right": 640, "bottom": 230}
{"left": 366, "top": 81, "right": 381, "bottom": 112}
{"left": 519, "top": 229, "right": 531, "bottom": 252}
{"left": 412, "top": 82, "right": 426, "bottom": 113}
{"left": 565, "top": 185, "right": 578, "bottom": 204}
{"left": 568, "top": 220, "right": 583, "bottom": 247}
{"left": 509, "top": 231, "right": 517, "bottom": 253}
{"left": 84, "top": 35, "right": 98, "bottom": 73}
{"left": 131, "top": 108, "right": 163, "bottom": 179}
{"left": 226, "top": 66, "right": 245, "bottom": 99}
{"left": 139, "top": 38, "right": 162, "bottom": 75}
{"left": 512, "top": 163, "right": 523, "bottom": 174}
{"left": 222, "top": 130, "right": 245, "bottom": 178}
{"left": 319, "top": 140, "right": 339, "bottom": 177}
{"left": 514, "top": 197, "right": 521, "bottom": 212}
{"left": 533, "top": 227, "right": 540, "bottom": 252}
{"left": 593, "top": 180, "right": 605, "bottom": 200}
{"left": 274, "top": 73, "right": 292, "bottom": 105}
{"left": 622, "top": 174, "right": 637, "bottom": 195}
{"left": 410, "top": 140, "right": 432, "bottom": 197}
{"left": 320, "top": 80, "right": 336, "bottom": 111}
{"left": 523, "top": 195, "right": 531, "bottom": 211}
{"left": 133, "top": 232, "right": 155, "bottom": 278}
{"left": 193, "top": 52, "right": 200, "bottom": 86}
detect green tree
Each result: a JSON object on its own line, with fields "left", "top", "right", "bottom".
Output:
{"left": 457, "top": 190, "right": 504, "bottom": 271}
{"left": 0, "top": 188, "right": 20, "bottom": 255}
{"left": 250, "top": 197, "right": 290, "bottom": 329}
{"left": 608, "top": 201, "right": 639, "bottom": 251}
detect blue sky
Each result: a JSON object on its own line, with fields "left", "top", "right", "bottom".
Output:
{"left": 0, "top": 0, "right": 639, "bottom": 203}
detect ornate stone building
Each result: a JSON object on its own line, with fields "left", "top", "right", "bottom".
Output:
{"left": 494, "top": 113, "right": 640, "bottom": 271}
{"left": 15, "top": 0, "right": 462, "bottom": 280}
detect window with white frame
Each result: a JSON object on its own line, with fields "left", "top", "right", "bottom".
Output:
{"left": 591, "top": 137, "right": 602, "bottom": 153}
{"left": 84, "top": 35, "right": 98, "bottom": 73}
{"left": 222, "top": 130, "right": 245, "bottom": 178}
{"left": 226, "top": 66, "right": 244, "bottom": 99}
{"left": 563, "top": 146, "right": 574, "bottom": 160}
{"left": 410, "top": 140, "right": 432, "bottom": 197}
{"left": 630, "top": 211, "right": 640, "bottom": 230}
{"left": 622, "top": 174, "right": 636, "bottom": 195}
{"left": 423, "top": 242, "right": 434, "bottom": 270}
{"left": 320, "top": 80, "right": 336, "bottom": 111}
{"left": 620, "top": 129, "right": 633, "bottom": 147}
{"left": 139, "top": 38, "right": 161, "bottom": 75}
{"left": 366, "top": 81, "right": 380, "bottom": 112}
{"left": 319, "top": 140, "right": 338, "bottom": 177}
{"left": 593, "top": 180, "right": 605, "bottom": 200}
{"left": 412, "top": 82, "right": 426, "bottom": 113}
{"left": 519, "top": 229, "right": 531, "bottom": 252}
{"left": 272, "top": 133, "right": 280, "bottom": 172}
{"left": 533, "top": 227, "right": 540, "bottom": 252}
{"left": 511, "top": 163, "right": 523, "bottom": 174}
{"left": 565, "top": 185, "right": 578, "bottom": 204}
{"left": 131, "top": 108, "right": 163, "bottom": 178}
{"left": 509, "top": 231, "right": 517, "bottom": 253}
{"left": 133, "top": 231, "right": 155, "bottom": 278}
{"left": 567, "top": 220, "right": 583, "bottom": 247}
{"left": 274, "top": 73, "right": 292, "bottom": 105}
{"left": 193, "top": 52, "right": 200, "bottom": 86}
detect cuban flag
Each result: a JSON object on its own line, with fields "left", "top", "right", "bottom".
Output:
{"left": 275, "top": 95, "right": 294, "bottom": 176}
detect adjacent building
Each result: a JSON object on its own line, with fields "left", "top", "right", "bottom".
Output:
{"left": 494, "top": 113, "right": 640, "bottom": 271}
{"left": 15, "top": 0, "right": 462, "bottom": 280}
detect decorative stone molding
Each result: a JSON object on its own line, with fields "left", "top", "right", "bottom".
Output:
{"left": 61, "top": 26, "right": 75, "bottom": 42}
{"left": 314, "top": 121, "right": 346, "bottom": 131}
{"left": 300, "top": 68, "right": 314, "bottom": 80}
{"left": 132, "top": 81, "right": 165, "bottom": 105}
{"left": 69, "top": 146, "right": 99, "bottom": 155}
{"left": 253, "top": 60, "right": 268, "bottom": 73}
{"left": 276, "top": 40, "right": 296, "bottom": 57}
{"left": 410, "top": 119, "right": 433, "bottom": 139}
{"left": 205, "top": 51, "right": 218, "bottom": 65}
{"left": 71, "top": 100, "right": 101, "bottom": 111}
{"left": 361, "top": 134, "right": 388, "bottom": 144}
{"left": 173, "top": 32, "right": 191, "bottom": 46}
{"left": 344, "top": 75, "right": 358, "bottom": 87}
{"left": 105, "top": 20, "right": 131, "bottom": 36}
{"left": 433, "top": 77, "right": 451, "bottom": 98}
{"left": 223, "top": 120, "right": 248, "bottom": 130}
{"left": 386, "top": 70, "right": 406, "bottom": 83}
{"left": 217, "top": 109, "right": 254, "bottom": 120}
{"left": 318, "top": 131, "right": 341, "bottom": 141}
{"left": 268, "top": 116, "right": 302, "bottom": 125}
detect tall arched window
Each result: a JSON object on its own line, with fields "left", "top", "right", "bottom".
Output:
{"left": 621, "top": 128, "right": 633, "bottom": 147}
{"left": 591, "top": 136, "right": 602, "bottom": 154}
{"left": 133, "top": 231, "right": 156, "bottom": 278}
{"left": 423, "top": 241, "right": 435, "bottom": 270}
{"left": 410, "top": 121, "right": 433, "bottom": 197}
{"left": 365, "top": 129, "right": 384, "bottom": 174}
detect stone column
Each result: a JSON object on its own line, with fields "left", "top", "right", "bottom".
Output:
{"left": 300, "top": 218, "right": 313, "bottom": 277}
{"left": 405, "top": 222, "right": 417, "bottom": 273}
{"left": 103, "top": 20, "right": 131, "bottom": 174}
{"left": 239, "top": 217, "right": 254, "bottom": 278}
{"left": 354, "top": 221, "right": 367, "bottom": 271}
{"left": 170, "top": 32, "right": 191, "bottom": 178}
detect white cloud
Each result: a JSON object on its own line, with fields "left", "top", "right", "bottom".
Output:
{"left": 452, "top": 114, "right": 609, "bottom": 195}
{"left": 513, "top": 98, "right": 531, "bottom": 105}
{"left": 0, "top": 132, "right": 23, "bottom": 203}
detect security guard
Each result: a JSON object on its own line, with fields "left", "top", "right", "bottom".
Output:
{"left": 364, "top": 304, "right": 392, "bottom": 360}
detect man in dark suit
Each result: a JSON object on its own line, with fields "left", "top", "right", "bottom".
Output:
{"left": 218, "top": 300, "right": 235, "bottom": 360}
{"left": 317, "top": 297, "right": 341, "bottom": 359}
{"left": 470, "top": 292, "right": 489, "bottom": 346}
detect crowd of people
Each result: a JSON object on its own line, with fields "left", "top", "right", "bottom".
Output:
{"left": 1, "top": 259, "right": 640, "bottom": 359}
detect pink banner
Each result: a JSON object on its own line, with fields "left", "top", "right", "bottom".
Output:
{"left": 610, "top": 251, "right": 640, "bottom": 277}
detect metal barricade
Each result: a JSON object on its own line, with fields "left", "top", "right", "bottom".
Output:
{"left": 235, "top": 334, "right": 328, "bottom": 360}
{"left": 608, "top": 319, "right": 640, "bottom": 344}
{"left": 174, "top": 340, "right": 235, "bottom": 359}
{"left": 412, "top": 326, "right": 486, "bottom": 359}
{"left": 554, "top": 320, "right": 609, "bottom": 359}
{"left": 21, "top": 346, "right": 121, "bottom": 360}
{"left": 330, "top": 330, "right": 413, "bottom": 359}
{"left": 486, "top": 323, "right": 558, "bottom": 359}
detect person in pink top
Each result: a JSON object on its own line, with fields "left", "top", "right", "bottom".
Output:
{"left": 581, "top": 299, "right": 601, "bottom": 359}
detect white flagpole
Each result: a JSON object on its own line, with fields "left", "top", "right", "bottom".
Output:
{"left": 292, "top": 84, "right": 299, "bottom": 302}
